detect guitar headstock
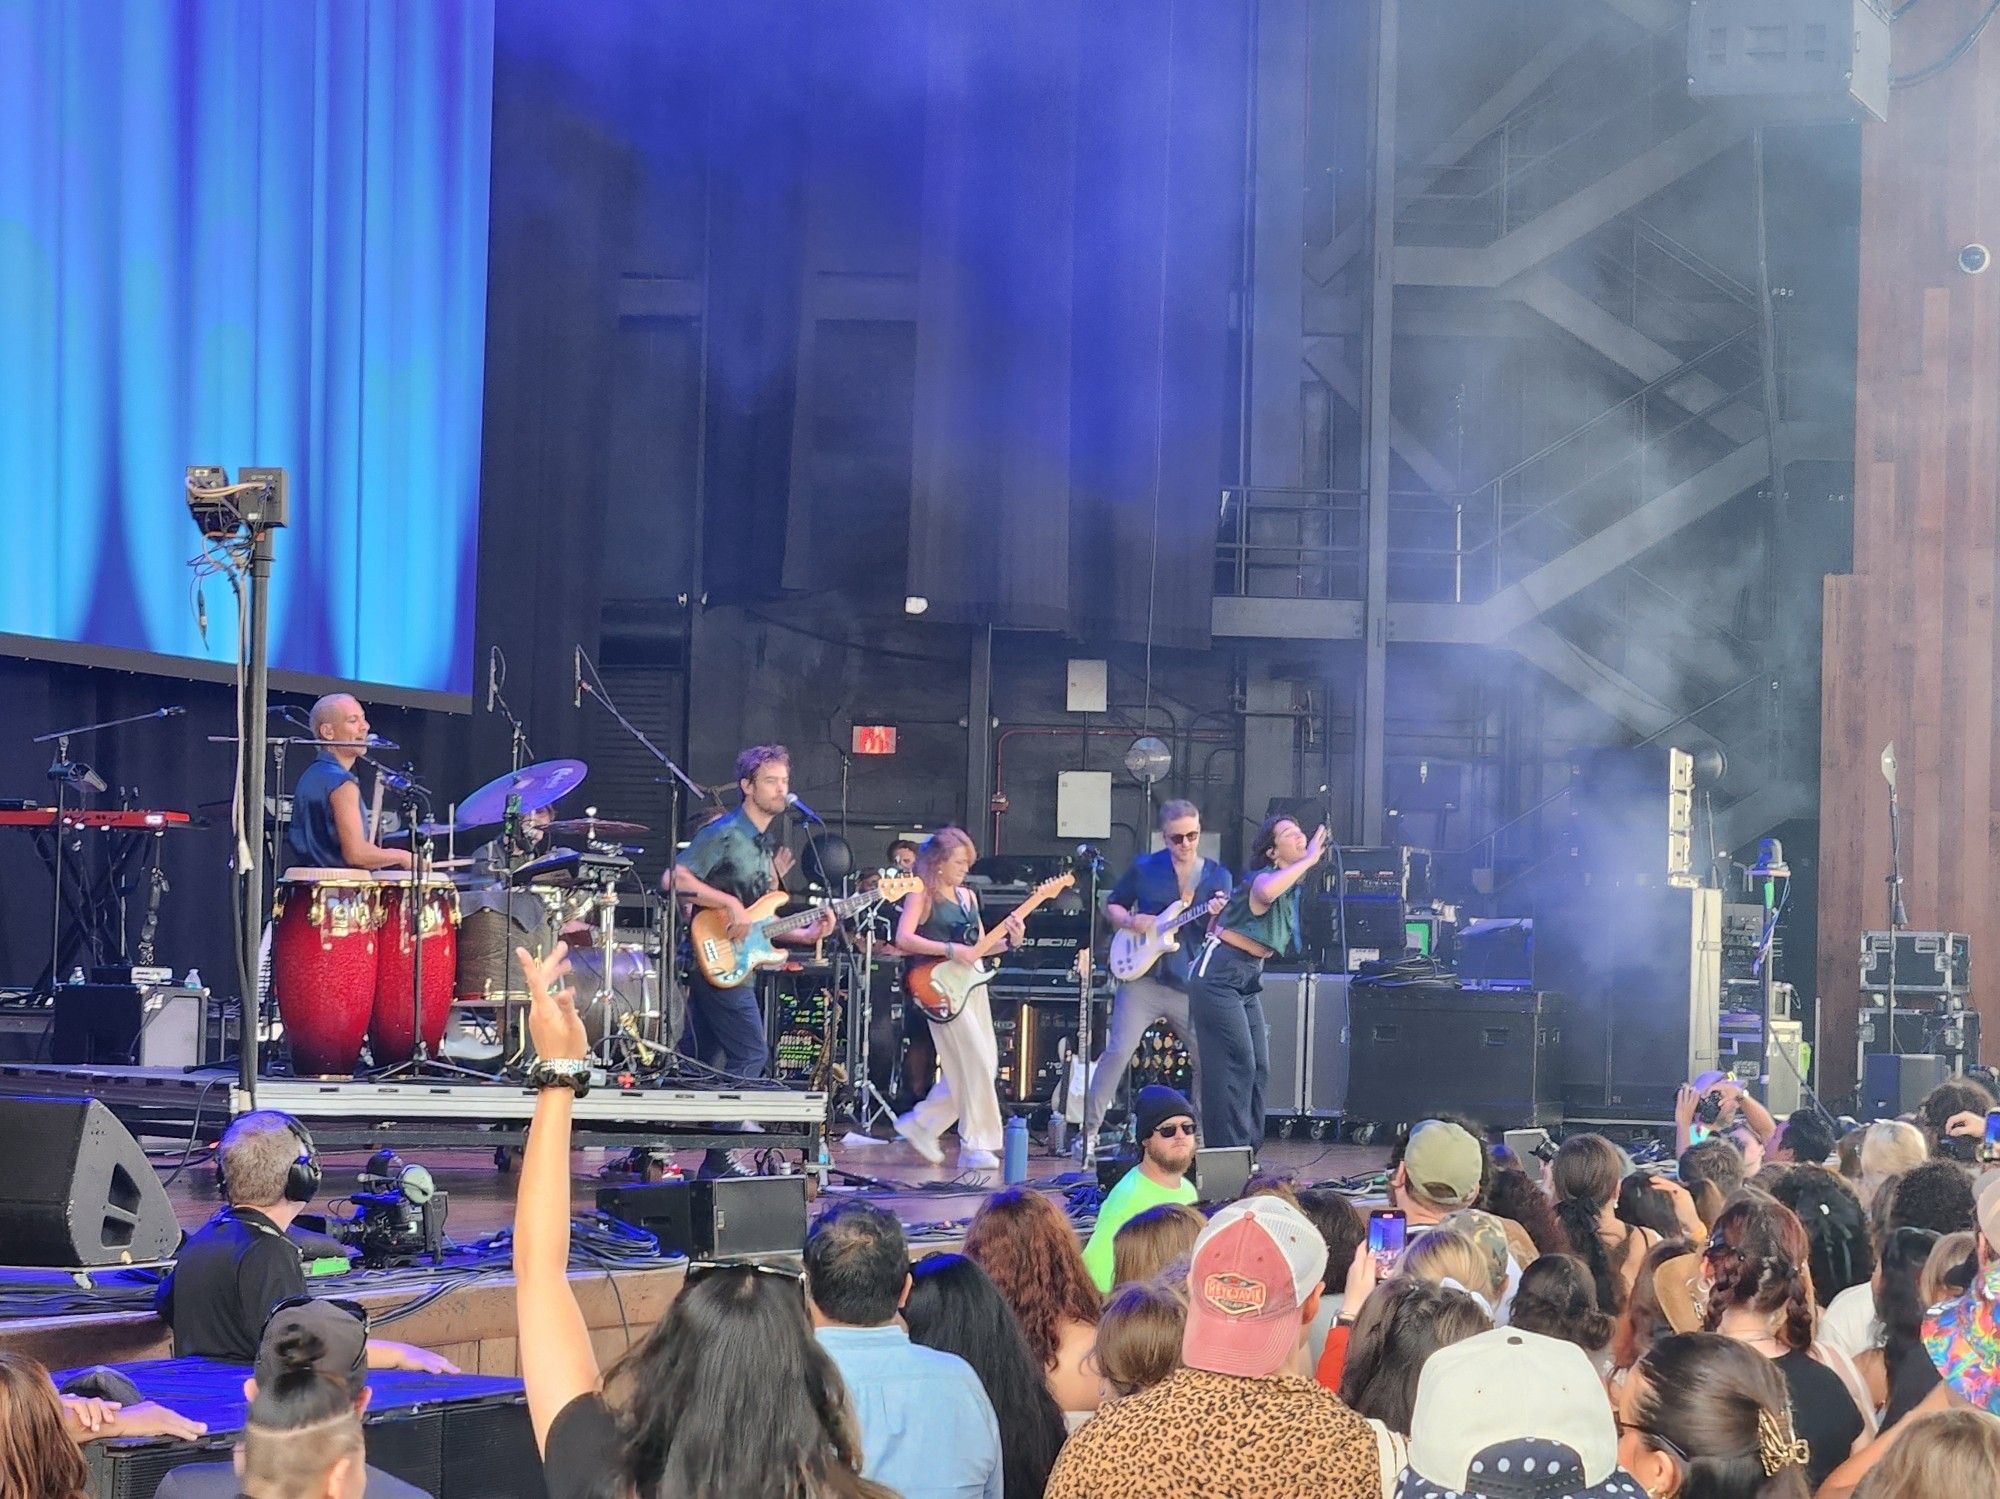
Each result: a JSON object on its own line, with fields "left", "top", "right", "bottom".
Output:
{"left": 871, "top": 874, "right": 923, "bottom": 902}
{"left": 1035, "top": 871, "right": 1078, "bottom": 901}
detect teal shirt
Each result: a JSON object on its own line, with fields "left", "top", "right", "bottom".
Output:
{"left": 676, "top": 805, "right": 779, "bottom": 906}
{"left": 1081, "top": 1167, "right": 1201, "bottom": 1292}
{"left": 1216, "top": 874, "right": 1303, "bottom": 957}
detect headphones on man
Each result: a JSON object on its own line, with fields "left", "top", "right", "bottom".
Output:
{"left": 281, "top": 1116, "right": 323, "bottom": 1203}
{"left": 218, "top": 1114, "right": 323, "bottom": 1204}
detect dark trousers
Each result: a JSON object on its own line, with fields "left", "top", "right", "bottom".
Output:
{"left": 681, "top": 971, "right": 768, "bottom": 1080}
{"left": 1187, "top": 937, "right": 1268, "bottom": 1151}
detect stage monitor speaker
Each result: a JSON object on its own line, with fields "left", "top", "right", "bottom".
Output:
{"left": 1862, "top": 1052, "right": 1949, "bottom": 1121}
{"left": 1190, "top": 1146, "right": 1253, "bottom": 1204}
{"left": 598, "top": 1175, "right": 807, "bottom": 1259}
{"left": 1540, "top": 883, "right": 1722, "bottom": 1121}
{"left": 0, "top": 1096, "right": 181, "bottom": 1266}
{"left": 1345, "top": 986, "right": 1564, "bottom": 1129}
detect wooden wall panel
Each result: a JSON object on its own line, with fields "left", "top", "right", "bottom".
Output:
{"left": 1820, "top": 2, "right": 2000, "bottom": 1099}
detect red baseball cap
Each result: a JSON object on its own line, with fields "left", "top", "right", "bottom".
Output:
{"left": 1182, "top": 1197, "right": 1327, "bottom": 1377}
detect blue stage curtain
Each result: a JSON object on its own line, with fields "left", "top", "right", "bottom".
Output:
{"left": 0, "top": 0, "right": 493, "bottom": 698}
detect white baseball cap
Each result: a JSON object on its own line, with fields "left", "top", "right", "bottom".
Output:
{"left": 1181, "top": 1195, "right": 1328, "bottom": 1377}
{"left": 1399, "top": 1328, "right": 1640, "bottom": 1499}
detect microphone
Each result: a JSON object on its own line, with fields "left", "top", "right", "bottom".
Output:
{"left": 574, "top": 646, "right": 584, "bottom": 709}
{"left": 787, "top": 792, "right": 825, "bottom": 824}
{"left": 486, "top": 645, "right": 499, "bottom": 714}
{"left": 1075, "top": 842, "right": 1105, "bottom": 870}
{"left": 364, "top": 734, "right": 400, "bottom": 750}
{"left": 158, "top": 706, "right": 187, "bottom": 718}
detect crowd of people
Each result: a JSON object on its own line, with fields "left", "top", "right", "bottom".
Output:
{"left": 16, "top": 942, "right": 2000, "bottom": 1499}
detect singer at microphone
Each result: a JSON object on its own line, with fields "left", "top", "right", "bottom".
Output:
{"left": 284, "top": 693, "right": 413, "bottom": 873}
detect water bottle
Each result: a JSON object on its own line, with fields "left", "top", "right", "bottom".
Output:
{"left": 1003, "top": 1114, "right": 1029, "bottom": 1184}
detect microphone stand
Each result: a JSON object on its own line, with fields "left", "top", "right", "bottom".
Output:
{"left": 1076, "top": 846, "right": 1106, "bottom": 1173}
{"left": 1884, "top": 769, "right": 1908, "bottom": 1066}
{"left": 490, "top": 652, "right": 534, "bottom": 774}
{"left": 576, "top": 648, "right": 707, "bottom": 1070}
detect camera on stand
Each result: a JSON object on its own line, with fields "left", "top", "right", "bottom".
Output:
{"left": 332, "top": 1150, "right": 448, "bottom": 1267}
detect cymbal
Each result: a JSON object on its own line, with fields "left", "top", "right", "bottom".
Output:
{"left": 546, "top": 816, "right": 649, "bottom": 837}
{"left": 455, "top": 759, "right": 588, "bottom": 828}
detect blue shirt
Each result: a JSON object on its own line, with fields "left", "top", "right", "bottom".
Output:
{"left": 286, "top": 753, "right": 358, "bottom": 869}
{"left": 676, "top": 804, "right": 780, "bottom": 906}
{"left": 815, "top": 1324, "right": 1003, "bottom": 1499}
{"left": 1108, "top": 850, "right": 1232, "bottom": 985}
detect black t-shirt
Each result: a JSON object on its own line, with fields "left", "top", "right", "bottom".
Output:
{"left": 544, "top": 1393, "right": 621, "bottom": 1499}
{"left": 1773, "top": 1350, "right": 1865, "bottom": 1491}
{"left": 156, "top": 1208, "right": 308, "bottom": 1361}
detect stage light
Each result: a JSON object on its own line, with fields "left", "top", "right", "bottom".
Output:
{"left": 904, "top": 595, "right": 929, "bottom": 615}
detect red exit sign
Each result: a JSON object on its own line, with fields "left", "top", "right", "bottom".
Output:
{"left": 851, "top": 725, "right": 898, "bottom": 755}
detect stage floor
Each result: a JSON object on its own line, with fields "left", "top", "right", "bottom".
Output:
{"left": 156, "top": 1132, "right": 1394, "bottom": 1241}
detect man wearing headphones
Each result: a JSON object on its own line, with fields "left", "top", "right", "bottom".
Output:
{"left": 156, "top": 1112, "right": 453, "bottom": 1372}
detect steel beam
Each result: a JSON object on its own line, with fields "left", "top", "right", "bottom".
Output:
{"left": 1249, "top": 0, "right": 1311, "bottom": 489}
{"left": 1357, "top": 0, "right": 1397, "bottom": 845}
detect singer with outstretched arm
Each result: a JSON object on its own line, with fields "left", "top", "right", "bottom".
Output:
{"left": 284, "top": 695, "right": 411, "bottom": 872}
{"left": 666, "top": 744, "right": 832, "bottom": 1179}
{"left": 1183, "top": 815, "right": 1327, "bottom": 1150}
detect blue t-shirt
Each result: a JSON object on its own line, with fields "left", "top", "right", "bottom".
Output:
{"left": 286, "top": 753, "right": 358, "bottom": 869}
{"left": 676, "top": 805, "right": 780, "bottom": 906}
{"left": 1107, "top": 849, "right": 1232, "bottom": 985}
{"left": 815, "top": 1325, "right": 1003, "bottom": 1499}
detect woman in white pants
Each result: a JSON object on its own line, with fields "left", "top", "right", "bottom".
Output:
{"left": 894, "top": 827, "right": 1020, "bottom": 1172}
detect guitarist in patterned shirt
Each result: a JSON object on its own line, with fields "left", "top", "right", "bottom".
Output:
{"left": 668, "top": 744, "right": 833, "bottom": 1177}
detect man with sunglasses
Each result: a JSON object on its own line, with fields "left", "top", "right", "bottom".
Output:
{"left": 1080, "top": 1086, "right": 1200, "bottom": 1291}
{"left": 1085, "top": 800, "right": 1229, "bottom": 1147}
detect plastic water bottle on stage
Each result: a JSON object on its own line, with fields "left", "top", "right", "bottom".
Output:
{"left": 1003, "top": 1115, "right": 1028, "bottom": 1184}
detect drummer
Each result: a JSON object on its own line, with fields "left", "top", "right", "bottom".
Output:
{"left": 285, "top": 695, "right": 411, "bottom": 872}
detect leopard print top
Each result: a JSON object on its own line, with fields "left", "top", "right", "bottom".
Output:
{"left": 1045, "top": 1367, "right": 1379, "bottom": 1499}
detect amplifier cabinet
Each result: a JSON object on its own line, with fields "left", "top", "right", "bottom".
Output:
{"left": 1345, "top": 986, "right": 1564, "bottom": 1128}
{"left": 1262, "top": 973, "right": 1350, "bottom": 1128}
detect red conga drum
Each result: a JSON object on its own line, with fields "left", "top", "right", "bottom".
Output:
{"left": 272, "top": 871, "right": 382, "bottom": 1076}
{"left": 371, "top": 875, "right": 459, "bottom": 1064}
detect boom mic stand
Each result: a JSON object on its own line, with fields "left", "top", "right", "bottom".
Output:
{"left": 575, "top": 646, "right": 707, "bottom": 1068}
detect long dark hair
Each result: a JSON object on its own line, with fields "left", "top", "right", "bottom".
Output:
{"left": 906, "top": 1255, "right": 1066, "bottom": 1499}
{"left": 1551, "top": 1134, "right": 1628, "bottom": 1316}
{"left": 1701, "top": 1199, "right": 1816, "bottom": 1355}
{"left": 964, "top": 1188, "right": 1102, "bottom": 1372}
{"left": 1509, "top": 1254, "right": 1614, "bottom": 1355}
{"left": 1618, "top": 1172, "right": 1687, "bottom": 1243}
{"left": 1482, "top": 1163, "right": 1567, "bottom": 1256}
{"left": 1338, "top": 1278, "right": 1491, "bottom": 1435}
{"left": 607, "top": 1266, "right": 891, "bottom": 1499}
{"left": 1250, "top": 813, "right": 1300, "bottom": 868}
{"left": 0, "top": 1353, "right": 89, "bottom": 1499}
{"left": 1767, "top": 1166, "right": 1873, "bottom": 1308}
{"left": 1628, "top": 1334, "right": 1812, "bottom": 1499}
{"left": 1875, "top": 1226, "right": 1943, "bottom": 1428}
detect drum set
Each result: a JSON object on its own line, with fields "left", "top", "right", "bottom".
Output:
{"left": 267, "top": 758, "right": 669, "bottom": 1080}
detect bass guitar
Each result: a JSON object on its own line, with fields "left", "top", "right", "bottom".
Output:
{"left": 905, "top": 872, "right": 1075, "bottom": 1022}
{"left": 1106, "top": 891, "right": 1228, "bottom": 982}
{"left": 691, "top": 875, "right": 921, "bottom": 988}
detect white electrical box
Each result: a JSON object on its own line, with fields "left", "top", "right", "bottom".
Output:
{"left": 1065, "top": 659, "right": 1108, "bottom": 714}
{"left": 1056, "top": 770, "right": 1112, "bottom": 838}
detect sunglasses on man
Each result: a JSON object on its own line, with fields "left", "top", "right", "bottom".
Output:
{"left": 1149, "top": 1122, "right": 1197, "bottom": 1139}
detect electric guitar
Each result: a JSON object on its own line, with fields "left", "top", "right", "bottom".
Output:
{"left": 1106, "top": 892, "right": 1229, "bottom": 982}
{"left": 904, "top": 872, "right": 1076, "bottom": 1022}
{"left": 690, "top": 876, "right": 921, "bottom": 988}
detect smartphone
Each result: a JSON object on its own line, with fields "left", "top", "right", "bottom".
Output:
{"left": 1367, "top": 1208, "right": 1407, "bottom": 1270}
{"left": 1980, "top": 1110, "right": 2000, "bottom": 1166}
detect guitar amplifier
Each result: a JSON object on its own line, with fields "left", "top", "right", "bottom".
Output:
{"left": 53, "top": 984, "right": 208, "bottom": 1068}
{"left": 1345, "top": 985, "right": 1564, "bottom": 1128}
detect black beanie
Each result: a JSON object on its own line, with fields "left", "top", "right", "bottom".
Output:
{"left": 1134, "top": 1085, "right": 1195, "bottom": 1141}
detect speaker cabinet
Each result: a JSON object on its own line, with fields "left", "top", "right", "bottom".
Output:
{"left": 1862, "top": 1052, "right": 1950, "bottom": 1121}
{"left": 1345, "top": 985, "right": 1565, "bottom": 1129}
{"left": 0, "top": 1096, "right": 182, "bottom": 1265}
{"left": 598, "top": 1175, "right": 807, "bottom": 1258}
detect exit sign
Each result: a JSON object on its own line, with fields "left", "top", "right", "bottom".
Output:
{"left": 851, "top": 725, "right": 898, "bottom": 755}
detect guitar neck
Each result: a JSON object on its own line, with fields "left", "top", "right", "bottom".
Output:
{"left": 968, "top": 887, "right": 1062, "bottom": 960}
{"left": 762, "top": 889, "right": 871, "bottom": 939}
{"left": 1162, "top": 902, "right": 1214, "bottom": 936}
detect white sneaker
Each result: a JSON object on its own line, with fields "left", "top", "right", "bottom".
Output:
{"left": 958, "top": 1148, "right": 1001, "bottom": 1172}
{"left": 896, "top": 1115, "right": 945, "bottom": 1165}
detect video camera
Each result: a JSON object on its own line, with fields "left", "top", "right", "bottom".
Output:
{"left": 332, "top": 1150, "right": 448, "bottom": 1267}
